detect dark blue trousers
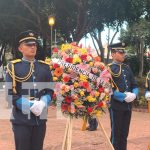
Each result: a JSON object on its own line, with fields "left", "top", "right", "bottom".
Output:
{"left": 88, "top": 117, "right": 98, "bottom": 130}
{"left": 12, "top": 123, "right": 46, "bottom": 150}
{"left": 109, "top": 109, "right": 132, "bottom": 150}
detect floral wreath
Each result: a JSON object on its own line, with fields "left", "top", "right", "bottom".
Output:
{"left": 46, "top": 43, "right": 112, "bottom": 119}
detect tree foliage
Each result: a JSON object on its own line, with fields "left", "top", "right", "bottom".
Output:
{"left": 0, "top": 0, "right": 147, "bottom": 62}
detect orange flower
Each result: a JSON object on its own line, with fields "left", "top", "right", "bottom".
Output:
{"left": 54, "top": 67, "right": 63, "bottom": 77}
{"left": 68, "top": 105, "right": 76, "bottom": 113}
{"left": 94, "top": 56, "right": 101, "bottom": 62}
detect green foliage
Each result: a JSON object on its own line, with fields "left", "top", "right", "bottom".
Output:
{"left": 0, "top": 0, "right": 147, "bottom": 61}
{"left": 125, "top": 55, "right": 150, "bottom": 75}
{"left": 133, "top": 77, "right": 148, "bottom": 107}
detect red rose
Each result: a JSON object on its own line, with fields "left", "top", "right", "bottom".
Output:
{"left": 63, "top": 76, "right": 70, "bottom": 82}
{"left": 53, "top": 47, "right": 58, "bottom": 53}
{"left": 65, "top": 57, "right": 73, "bottom": 63}
{"left": 65, "top": 96, "right": 72, "bottom": 104}
{"left": 81, "top": 55, "right": 87, "bottom": 61}
{"left": 53, "top": 63, "right": 59, "bottom": 69}
{"left": 97, "top": 102, "right": 103, "bottom": 107}
{"left": 98, "top": 87, "right": 104, "bottom": 93}
{"left": 82, "top": 81, "right": 89, "bottom": 89}
{"left": 52, "top": 93, "right": 56, "bottom": 99}
{"left": 100, "top": 65, "right": 105, "bottom": 70}
{"left": 61, "top": 104, "right": 68, "bottom": 111}
{"left": 87, "top": 107, "right": 93, "bottom": 113}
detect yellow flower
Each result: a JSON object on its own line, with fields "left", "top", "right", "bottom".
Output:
{"left": 95, "top": 91, "right": 100, "bottom": 97}
{"left": 80, "top": 91, "right": 85, "bottom": 96}
{"left": 86, "top": 96, "right": 96, "bottom": 102}
{"left": 104, "top": 95, "right": 109, "bottom": 101}
{"left": 89, "top": 62, "right": 94, "bottom": 67}
{"left": 45, "top": 57, "right": 51, "bottom": 64}
{"left": 96, "top": 110, "right": 101, "bottom": 117}
{"left": 73, "top": 54, "right": 82, "bottom": 64}
{"left": 53, "top": 77, "right": 58, "bottom": 81}
{"left": 61, "top": 90, "right": 65, "bottom": 95}
{"left": 79, "top": 74, "right": 87, "bottom": 82}
{"left": 74, "top": 100, "right": 83, "bottom": 106}
{"left": 50, "top": 66, "right": 53, "bottom": 70}
{"left": 81, "top": 48, "right": 87, "bottom": 54}
{"left": 61, "top": 44, "right": 72, "bottom": 52}
{"left": 74, "top": 82, "right": 79, "bottom": 88}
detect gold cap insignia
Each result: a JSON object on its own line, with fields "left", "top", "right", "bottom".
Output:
{"left": 122, "top": 43, "right": 125, "bottom": 46}
{"left": 29, "top": 33, "right": 34, "bottom": 36}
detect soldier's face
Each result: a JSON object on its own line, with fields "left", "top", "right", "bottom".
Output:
{"left": 112, "top": 52, "right": 125, "bottom": 62}
{"left": 18, "top": 42, "right": 37, "bottom": 59}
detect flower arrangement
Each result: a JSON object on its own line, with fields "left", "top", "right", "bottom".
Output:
{"left": 46, "top": 43, "right": 112, "bottom": 118}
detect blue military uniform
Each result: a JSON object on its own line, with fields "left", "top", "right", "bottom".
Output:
{"left": 87, "top": 117, "right": 98, "bottom": 131}
{"left": 6, "top": 59, "right": 53, "bottom": 125}
{"left": 5, "top": 30, "right": 54, "bottom": 150}
{"left": 108, "top": 42, "right": 138, "bottom": 150}
{"left": 145, "top": 71, "right": 150, "bottom": 91}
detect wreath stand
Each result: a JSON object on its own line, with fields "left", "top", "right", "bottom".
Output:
{"left": 62, "top": 116, "right": 114, "bottom": 150}
{"left": 62, "top": 116, "right": 73, "bottom": 150}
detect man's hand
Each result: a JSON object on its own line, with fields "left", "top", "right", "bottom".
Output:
{"left": 145, "top": 92, "right": 150, "bottom": 100}
{"left": 30, "top": 100, "right": 46, "bottom": 116}
{"left": 124, "top": 92, "right": 136, "bottom": 103}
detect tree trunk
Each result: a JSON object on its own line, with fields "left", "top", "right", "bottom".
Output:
{"left": 138, "top": 38, "right": 144, "bottom": 77}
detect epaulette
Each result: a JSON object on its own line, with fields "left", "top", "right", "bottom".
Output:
{"left": 123, "top": 63, "right": 129, "bottom": 67}
{"left": 10, "top": 59, "right": 22, "bottom": 64}
{"left": 38, "top": 60, "right": 50, "bottom": 65}
{"left": 147, "top": 71, "right": 150, "bottom": 78}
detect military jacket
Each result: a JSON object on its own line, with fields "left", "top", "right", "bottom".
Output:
{"left": 145, "top": 71, "right": 150, "bottom": 91}
{"left": 6, "top": 59, "right": 53, "bottom": 125}
{"left": 108, "top": 62, "right": 138, "bottom": 111}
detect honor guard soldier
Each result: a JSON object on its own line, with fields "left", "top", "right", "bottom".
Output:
{"left": 145, "top": 71, "right": 150, "bottom": 112}
{"left": 5, "top": 30, "right": 54, "bottom": 150}
{"left": 108, "top": 42, "right": 139, "bottom": 150}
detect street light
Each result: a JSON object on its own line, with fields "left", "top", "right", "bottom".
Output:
{"left": 48, "top": 16, "right": 55, "bottom": 56}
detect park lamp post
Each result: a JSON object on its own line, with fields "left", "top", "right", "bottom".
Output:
{"left": 48, "top": 16, "right": 55, "bottom": 56}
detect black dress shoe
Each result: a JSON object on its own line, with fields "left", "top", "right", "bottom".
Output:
{"left": 87, "top": 128, "right": 97, "bottom": 131}
{"left": 86, "top": 126, "right": 90, "bottom": 130}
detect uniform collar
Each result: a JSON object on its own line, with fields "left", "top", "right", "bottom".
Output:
{"left": 22, "top": 57, "right": 36, "bottom": 63}
{"left": 112, "top": 61, "right": 123, "bottom": 65}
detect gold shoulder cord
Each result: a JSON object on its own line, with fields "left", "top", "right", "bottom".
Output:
{"left": 107, "top": 64, "right": 120, "bottom": 91}
{"left": 107, "top": 63, "right": 122, "bottom": 77}
{"left": 7, "top": 61, "right": 34, "bottom": 94}
{"left": 38, "top": 60, "right": 49, "bottom": 65}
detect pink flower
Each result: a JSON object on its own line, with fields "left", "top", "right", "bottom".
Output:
{"left": 100, "top": 69, "right": 112, "bottom": 82}
{"left": 77, "top": 64, "right": 90, "bottom": 71}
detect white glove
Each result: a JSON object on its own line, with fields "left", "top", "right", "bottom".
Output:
{"left": 124, "top": 92, "right": 136, "bottom": 103}
{"left": 145, "top": 92, "right": 150, "bottom": 100}
{"left": 30, "top": 100, "right": 46, "bottom": 116}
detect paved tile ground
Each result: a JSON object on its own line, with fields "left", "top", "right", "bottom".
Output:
{"left": 0, "top": 90, "right": 150, "bottom": 150}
